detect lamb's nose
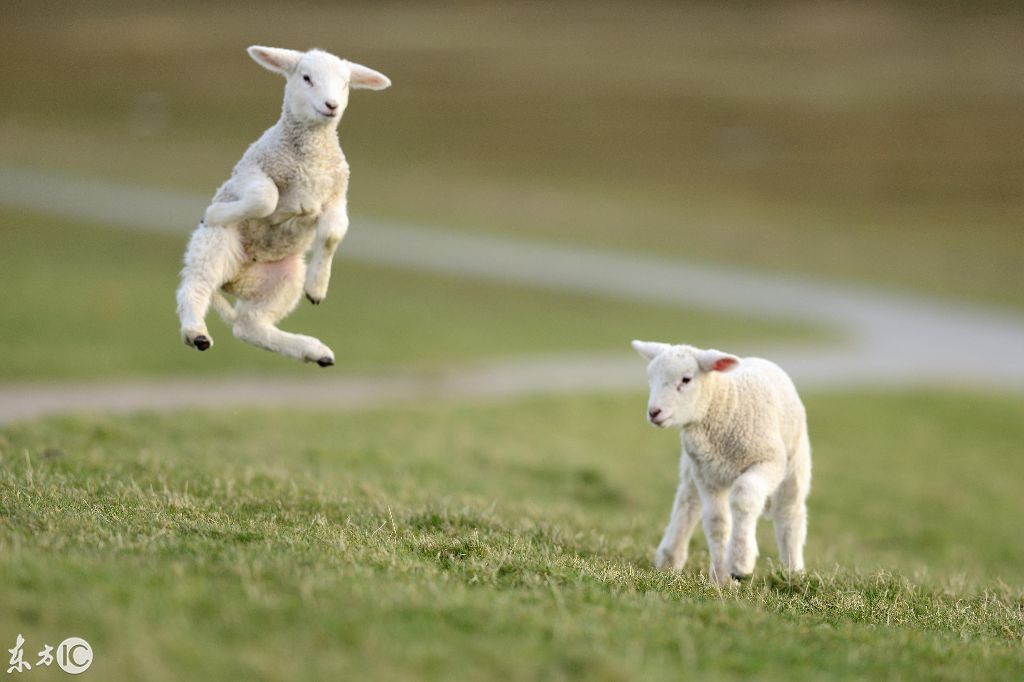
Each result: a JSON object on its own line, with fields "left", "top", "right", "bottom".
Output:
{"left": 648, "top": 407, "right": 662, "bottom": 419}
{"left": 325, "top": 100, "right": 339, "bottom": 111}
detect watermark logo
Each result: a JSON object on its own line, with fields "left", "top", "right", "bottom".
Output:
{"left": 56, "top": 638, "right": 92, "bottom": 675}
{"left": 7, "top": 634, "right": 93, "bottom": 675}
{"left": 6, "top": 634, "right": 30, "bottom": 674}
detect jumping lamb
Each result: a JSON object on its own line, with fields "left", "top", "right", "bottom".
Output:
{"left": 176, "top": 46, "right": 390, "bottom": 365}
{"left": 632, "top": 340, "right": 811, "bottom": 585}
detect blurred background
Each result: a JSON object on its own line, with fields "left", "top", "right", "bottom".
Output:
{"left": 2, "top": 3, "right": 1024, "bottom": 678}
{"left": 1, "top": 0, "right": 1022, "bottom": 379}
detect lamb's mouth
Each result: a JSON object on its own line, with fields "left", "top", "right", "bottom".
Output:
{"left": 315, "top": 108, "right": 337, "bottom": 118}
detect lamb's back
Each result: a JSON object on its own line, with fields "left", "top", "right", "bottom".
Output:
{"left": 684, "top": 357, "right": 805, "bottom": 484}
{"left": 733, "top": 357, "right": 806, "bottom": 453}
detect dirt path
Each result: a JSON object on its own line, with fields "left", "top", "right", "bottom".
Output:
{"left": 2, "top": 166, "right": 1022, "bottom": 424}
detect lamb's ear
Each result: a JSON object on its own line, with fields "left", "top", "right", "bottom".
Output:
{"left": 696, "top": 349, "right": 740, "bottom": 373}
{"left": 347, "top": 61, "right": 391, "bottom": 90}
{"left": 247, "top": 46, "right": 302, "bottom": 76}
{"left": 632, "top": 340, "right": 670, "bottom": 362}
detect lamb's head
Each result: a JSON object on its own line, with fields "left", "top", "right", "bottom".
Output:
{"left": 632, "top": 340, "right": 739, "bottom": 429}
{"left": 247, "top": 46, "right": 390, "bottom": 126}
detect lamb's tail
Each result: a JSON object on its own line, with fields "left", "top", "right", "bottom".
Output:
{"left": 210, "top": 291, "right": 236, "bottom": 324}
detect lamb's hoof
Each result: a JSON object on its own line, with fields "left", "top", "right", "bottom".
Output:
{"left": 193, "top": 335, "right": 211, "bottom": 351}
{"left": 306, "top": 293, "right": 321, "bottom": 305}
{"left": 653, "top": 547, "right": 681, "bottom": 571}
{"left": 316, "top": 356, "right": 334, "bottom": 367}
{"left": 730, "top": 573, "right": 751, "bottom": 583}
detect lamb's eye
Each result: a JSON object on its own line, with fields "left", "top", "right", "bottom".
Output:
{"left": 677, "top": 376, "right": 692, "bottom": 389}
{"left": 302, "top": 74, "right": 313, "bottom": 85}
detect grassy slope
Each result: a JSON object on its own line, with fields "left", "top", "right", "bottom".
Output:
{"left": 0, "top": 208, "right": 817, "bottom": 381}
{"left": 1, "top": 2, "right": 1022, "bottom": 309}
{"left": 2, "top": 391, "right": 1022, "bottom": 680}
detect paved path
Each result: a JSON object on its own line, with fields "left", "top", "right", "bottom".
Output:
{"left": 1, "top": 166, "right": 1022, "bottom": 424}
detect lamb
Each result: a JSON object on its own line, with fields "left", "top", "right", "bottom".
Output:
{"left": 176, "top": 46, "right": 390, "bottom": 365}
{"left": 631, "top": 340, "right": 811, "bottom": 586}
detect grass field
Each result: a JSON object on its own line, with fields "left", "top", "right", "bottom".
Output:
{"left": 0, "top": 208, "right": 818, "bottom": 381}
{"left": 1, "top": 2, "right": 1022, "bottom": 309}
{"left": 2, "top": 391, "right": 1023, "bottom": 680}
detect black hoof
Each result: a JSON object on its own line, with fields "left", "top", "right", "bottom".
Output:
{"left": 194, "top": 335, "right": 211, "bottom": 351}
{"left": 316, "top": 357, "right": 334, "bottom": 367}
{"left": 306, "top": 293, "right": 321, "bottom": 305}
{"left": 730, "top": 573, "right": 751, "bottom": 583}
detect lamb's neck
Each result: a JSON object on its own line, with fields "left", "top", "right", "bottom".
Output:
{"left": 276, "top": 115, "right": 341, "bottom": 158}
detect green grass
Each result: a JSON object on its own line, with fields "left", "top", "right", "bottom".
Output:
{"left": 2, "top": 2, "right": 1023, "bottom": 309}
{"left": 2, "top": 391, "right": 1023, "bottom": 680}
{"left": 0, "top": 208, "right": 818, "bottom": 381}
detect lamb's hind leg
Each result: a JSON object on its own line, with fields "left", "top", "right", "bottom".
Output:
{"left": 230, "top": 256, "right": 335, "bottom": 366}
{"left": 772, "top": 433, "right": 811, "bottom": 572}
{"left": 176, "top": 224, "right": 245, "bottom": 350}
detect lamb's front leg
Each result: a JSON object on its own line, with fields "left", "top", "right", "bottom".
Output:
{"left": 304, "top": 199, "right": 349, "bottom": 305}
{"left": 727, "top": 459, "right": 784, "bottom": 581}
{"left": 654, "top": 454, "right": 702, "bottom": 570}
{"left": 204, "top": 170, "right": 279, "bottom": 227}
{"left": 698, "top": 484, "right": 732, "bottom": 586}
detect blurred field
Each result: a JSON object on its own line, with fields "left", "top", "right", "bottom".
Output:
{"left": 0, "top": 208, "right": 817, "bottom": 380}
{"left": 1, "top": 1, "right": 1022, "bottom": 309}
{"left": 2, "top": 390, "right": 1023, "bottom": 680}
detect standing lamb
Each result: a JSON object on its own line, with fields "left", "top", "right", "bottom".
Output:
{"left": 176, "top": 46, "right": 390, "bottom": 365}
{"left": 632, "top": 340, "right": 811, "bottom": 586}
